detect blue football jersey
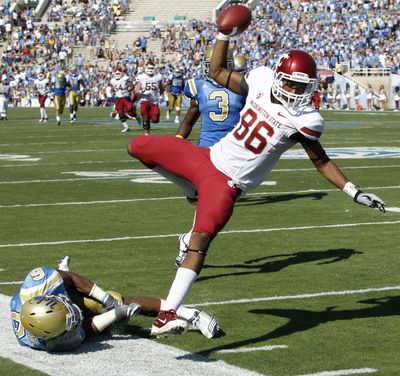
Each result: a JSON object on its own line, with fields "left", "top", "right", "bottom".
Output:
{"left": 169, "top": 74, "right": 185, "bottom": 95}
{"left": 67, "top": 75, "right": 83, "bottom": 92}
{"left": 184, "top": 78, "right": 244, "bottom": 147}
{"left": 10, "top": 267, "right": 85, "bottom": 351}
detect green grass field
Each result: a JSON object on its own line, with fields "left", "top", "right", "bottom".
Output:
{"left": 0, "top": 107, "right": 399, "bottom": 375}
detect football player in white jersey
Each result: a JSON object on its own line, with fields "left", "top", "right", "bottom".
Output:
{"left": 110, "top": 69, "right": 141, "bottom": 133}
{"left": 0, "top": 76, "right": 11, "bottom": 120}
{"left": 127, "top": 29, "right": 385, "bottom": 336}
{"left": 136, "top": 61, "right": 164, "bottom": 135}
{"left": 33, "top": 71, "right": 50, "bottom": 122}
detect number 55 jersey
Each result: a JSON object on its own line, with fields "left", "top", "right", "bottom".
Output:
{"left": 210, "top": 66, "right": 324, "bottom": 192}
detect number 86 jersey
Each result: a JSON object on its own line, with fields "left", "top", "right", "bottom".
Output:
{"left": 210, "top": 66, "right": 324, "bottom": 193}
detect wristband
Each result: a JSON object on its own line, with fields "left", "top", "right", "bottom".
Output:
{"left": 176, "top": 135, "right": 184, "bottom": 139}
{"left": 216, "top": 32, "right": 230, "bottom": 41}
{"left": 89, "top": 284, "right": 108, "bottom": 304}
{"left": 342, "top": 182, "right": 361, "bottom": 199}
{"left": 92, "top": 309, "right": 117, "bottom": 332}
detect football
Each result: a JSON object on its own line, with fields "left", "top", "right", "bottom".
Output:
{"left": 217, "top": 4, "right": 252, "bottom": 36}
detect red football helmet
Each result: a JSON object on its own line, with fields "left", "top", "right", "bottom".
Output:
{"left": 272, "top": 50, "right": 319, "bottom": 110}
{"left": 145, "top": 61, "right": 156, "bottom": 76}
{"left": 114, "top": 68, "right": 122, "bottom": 80}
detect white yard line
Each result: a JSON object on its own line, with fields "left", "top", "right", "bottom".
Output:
{"left": 191, "top": 285, "right": 400, "bottom": 308}
{"left": 0, "top": 220, "right": 399, "bottom": 249}
{"left": 0, "top": 185, "right": 399, "bottom": 208}
{"left": 0, "top": 281, "right": 23, "bottom": 285}
{"left": 297, "top": 368, "right": 377, "bottom": 376}
{"left": 0, "top": 294, "right": 262, "bottom": 376}
{"left": 217, "top": 345, "right": 288, "bottom": 353}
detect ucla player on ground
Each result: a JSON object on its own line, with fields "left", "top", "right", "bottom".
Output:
{"left": 174, "top": 47, "right": 247, "bottom": 265}
{"left": 10, "top": 263, "right": 141, "bottom": 351}
{"left": 67, "top": 67, "right": 84, "bottom": 123}
{"left": 167, "top": 67, "right": 185, "bottom": 124}
{"left": 52, "top": 71, "right": 69, "bottom": 125}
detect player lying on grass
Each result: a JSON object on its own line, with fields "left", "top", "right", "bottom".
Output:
{"left": 10, "top": 257, "right": 217, "bottom": 351}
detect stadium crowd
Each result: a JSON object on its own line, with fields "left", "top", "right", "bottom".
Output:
{"left": 0, "top": 0, "right": 399, "bottom": 111}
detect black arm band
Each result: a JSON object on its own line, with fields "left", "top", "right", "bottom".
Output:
{"left": 310, "top": 151, "right": 330, "bottom": 163}
{"left": 226, "top": 70, "right": 233, "bottom": 87}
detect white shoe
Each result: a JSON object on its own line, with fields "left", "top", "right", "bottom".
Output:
{"left": 187, "top": 310, "right": 219, "bottom": 339}
{"left": 121, "top": 127, "right": 130, "bottom": 133}
{"left": 43, "top": 118, "right": 48, "bottom": 123}
{"left": 175, "top": 233, "right": 189, "bottom": 266}
{"left": 39, "top": 118, "right": 43, "bottom": 122}
{"left": 174, "top": 117, "right": 179, "bottom": 124}
{"left": 57, "top": 256, "right": 70, "bottom": 271}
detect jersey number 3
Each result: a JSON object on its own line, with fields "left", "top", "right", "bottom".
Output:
{"left": 233, "top": 108, "right": 274, "bottom": 154}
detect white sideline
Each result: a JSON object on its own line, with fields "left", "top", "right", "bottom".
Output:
{"left": 0, "top": 219, "right": 399, "bottom": 249}
{"left": 217, "top": 345, "right": 288, "bottom": 353}
{"left": 298, "top": 368, "right": 377, "bottom": 376}
{"left": 0, "top": 294, "right": 262, "bottom": 376}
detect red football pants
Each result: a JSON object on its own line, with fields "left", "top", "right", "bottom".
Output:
{"left": 129, "top": 135, "right": 241, "bottom": 238}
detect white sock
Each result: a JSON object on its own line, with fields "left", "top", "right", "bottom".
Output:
{"left": 56, "top": 115, "right": 60, "bottom": 122}
{"left": 153, "top": 166, "right": 196, "bottom": 199}
{"left": 122, "top": 121, "right": 128, "bottom": 128}
{"left": 160, "top": 268, "right": 197, "bottom": 311}
{"left": 43, "top": 110, "right": 47, "bottom": 118}
{"left": 176, "top": 305, "right": 197, "bottom": 320}
{"left": 40, "top": 108, "right": 44, "bottom": 117}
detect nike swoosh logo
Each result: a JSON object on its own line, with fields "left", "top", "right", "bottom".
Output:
{"left": 278, "top": 112, "right": 286, "bottom": 118}
{"left": 157, "top": 318, "right": 168, "bottom": 324}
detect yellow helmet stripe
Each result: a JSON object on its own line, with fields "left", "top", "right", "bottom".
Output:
{"left": 20, "top": 270, "right": 63, "bottom": 302}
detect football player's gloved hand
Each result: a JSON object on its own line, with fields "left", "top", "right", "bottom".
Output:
{"left": 355, "top": 191, "right": 386, "bottom": 212}
{"left": 115, "top": 303, "right": 141, "bottom": 320}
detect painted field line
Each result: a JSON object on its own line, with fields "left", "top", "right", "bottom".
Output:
{"left": 217, "top": 345, "right": 288, "bottom": 353}
{"left": 385, "top": 207, "right": 400, "bottom": 213}
{"left": 0, "top": 294, "right": 261, "bottom": 376}
{"left": 0, "top": 185, "right": 399, "bottom": 208}
{"left": 0, "top": 281, "right": 22, "bottom": 285}
{"left": 298, "top": 368, "right": 377, "bottom": 376}
{"left": 1, "top": 160, "right": 134, "bottom": 168}
{"left": 191, "top": 286, "right": 400, "bottom": 308}
{"left": 1, "top": 220, "right": 399, "bottom": 249}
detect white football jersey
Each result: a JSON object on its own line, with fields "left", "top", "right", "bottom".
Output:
{"left": 34, "top": 78, "right": 49, "bottom": 96}
{"left": 210, "top": 66, "right": 324, "bottom": 192}
{"left": 110, "top": 76, "right": 131, "bottom": 98}
{"left": 137, "top": 73, "right": 163, "bottom": 103}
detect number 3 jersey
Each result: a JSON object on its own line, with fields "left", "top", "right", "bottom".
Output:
{"left": 10, "top": 267, "right": 85, "bottom": 351}
{"left": 210, "top": 66, "right": 324, "bottom": 192}
{"left": 185, "top": 78, "right": 245, "bottom": 147}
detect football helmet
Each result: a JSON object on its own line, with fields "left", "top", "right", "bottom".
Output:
{"left": 233, "top": 55, "right": 247, "bottom": 72}
{"left": 145, "top": 61, "right": 156, "bottom": 75}
{"left": 203, "top": 46, "right": 234, "bottom": 79}
{"left": 20, "top": 295, "right": 83, "bottom": 339}
{"left": 272, "top": 50, "right": 319, "bottom": 110}
{"left": 114, "top": 69, "right": 122, "bottom": 80}
{"left": 174, "top": 66, "right": 182, "bottom": 75}
{"left": 70, "top": 67, "right": 77, "bottom": 77}
{"left": 57, "top": 72, "right": 65, "bottom": 80}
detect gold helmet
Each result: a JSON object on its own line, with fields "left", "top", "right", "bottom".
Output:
{"left": 20, "top": 295, "right": 82, "bottom": 339}
{"left": 233, "top": 55, "right": 247, "bottom": 72}
{"left": 57, "top": 72, "right": 65, "bottom": 80}
{"left": 203, "top": 46, "right": 234, "bottom": 79}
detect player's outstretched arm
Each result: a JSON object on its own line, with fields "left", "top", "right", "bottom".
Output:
{"left": 300, "top": 138, "right": 386, "bottom": 212}
{"left": 209, "top": 38, "right": 243, "bottom": 94}
{"left": 57, "top": 270, "right": 122, "bottom": 309}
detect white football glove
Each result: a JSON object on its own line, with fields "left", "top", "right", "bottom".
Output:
{"left": 354, "top": 191, "right": 386, "bottom": 212}
{"left": 115, "top": 303, "right": 142, "bottom": 320}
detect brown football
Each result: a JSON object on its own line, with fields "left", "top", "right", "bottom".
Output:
{"left": 217, "top": 4, "right": 252, "bottom": 36}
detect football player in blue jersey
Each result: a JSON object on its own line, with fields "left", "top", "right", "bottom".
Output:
{"left": 10, "top": 264, "right": 141, "bottom": 352}
{"left": 10, "top": 257, "right": 220, "bottom": 348}
{"left": 52, "top": 71, "right": 69, "bottom": 126}
{"left": 67, "top": 68, "right": 84, "bottom": 123}
{"left": 174, "top": 47, "right": 247, "bottom": 265}
{"left": 167, "top": 67, "right": 185, "bottom": 123}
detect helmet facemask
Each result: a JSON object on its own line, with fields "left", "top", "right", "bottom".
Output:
{"left": 272, "top": 71, "right": 318, "bottom": 110}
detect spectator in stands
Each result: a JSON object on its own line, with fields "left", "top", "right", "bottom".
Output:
{"left": 344, "top": 83, "right": 351, "bottom": 110}
{"left": 335, "top": 84, "right": 342, "bottom": 110}
{"left": 353, "top": 84, "right": 361, "bottom": 111}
